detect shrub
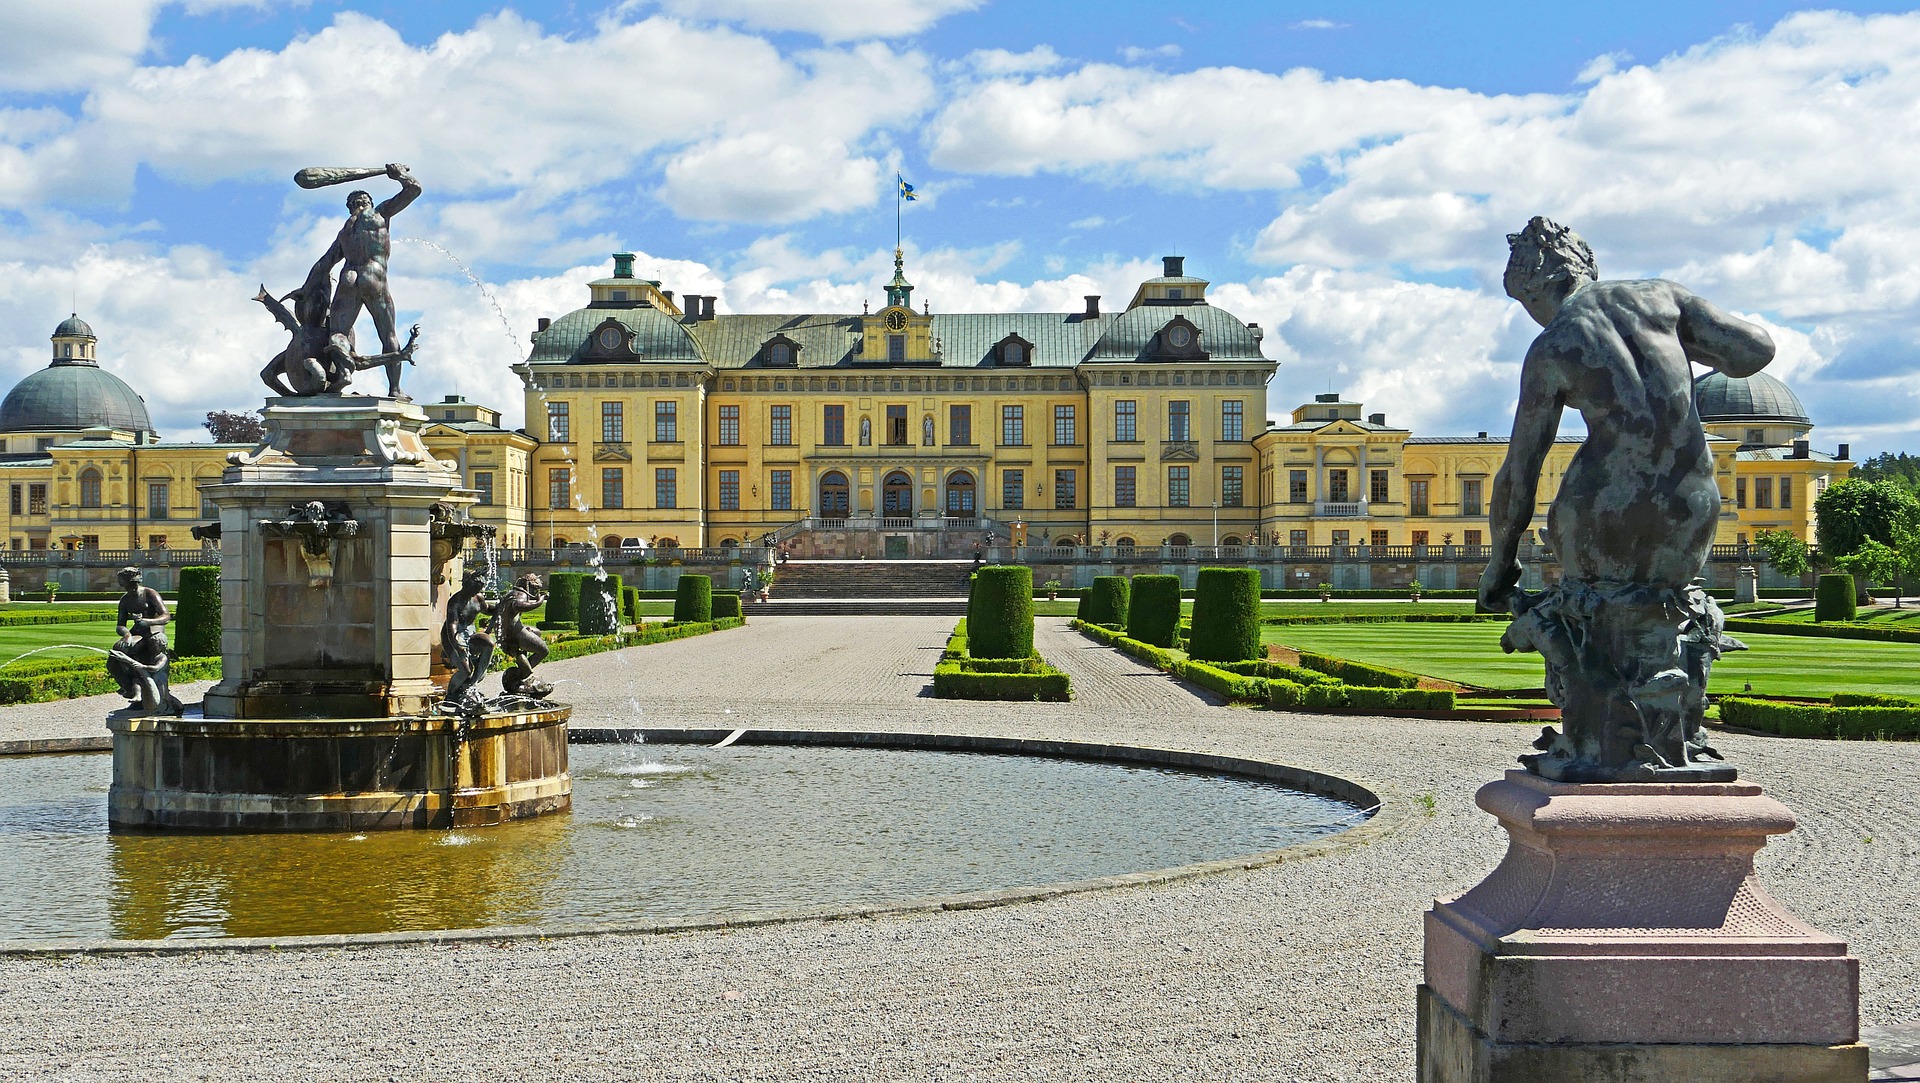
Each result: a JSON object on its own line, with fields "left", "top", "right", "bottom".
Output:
{"left": 545, "top": 572, "right": 587, "bottom": 626}
{"left": 932, "top": 660, "right": 1072, "bottom": 701}
{"left": 1169, "top": 658, "right": 1268, "bottom": 701}
{"left": 1833, "top": 692, "right": 1920, "bottom": 707}
{"left": 1127, "top": 575, "right": 1182, "bottom": 647}
{"left": 174, "top": 566, "right": 221, "bottom": 657}
{"left": 968, "top": 566, "right": 1033, "bottom": 660}
{"left": 1718, "top": 697, "right": 1832, "bottom": 737}
{"left": 1296, "top": 651, "right": 1421, "bottom": 689}
{"left": 1342, "top": 686, "right": 1457, "bottom": 711}
{"left": 1074, "top": 589, "right": 1091, "bottom": 621}
{"left": 579, "top": 574, "right": 624, "bottom": 635}
{"left": 1086, "top": 576, "right": 1131, "bottom": 628}
{"left": 621, "top": 586, "right": 639, "bottom": 622}
{"left": 673, "top": 574, "right": 713, "bottom": 623}
{"left": 1189, "top": 567, "right": 1262, "bottom": 663}
{"left": 711, "top": 593, "right": 742, "bottom": 620}
{"left": 1815, "top": 574, "right": 1857, "bottom": 622}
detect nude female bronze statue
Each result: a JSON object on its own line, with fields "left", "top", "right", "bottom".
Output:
{"left": 1479, "top": 217, "right": 1773, "bottom": 782}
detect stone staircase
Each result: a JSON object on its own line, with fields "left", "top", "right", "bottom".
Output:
{"left": 747, "top": 560, "right": 973, "bottom": 615}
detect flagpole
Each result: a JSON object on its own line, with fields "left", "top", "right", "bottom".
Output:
{"left": 895, "top": 171, "right": 902, "bottom": 250}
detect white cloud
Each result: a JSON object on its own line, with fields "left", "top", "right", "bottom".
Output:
{"left": 649, "top": 0, "right": 981, "bottom": 42}
{"left": 1291, "top": 19, "right": 1347, "bottom": 31}
{"left": 1574, "top": 51, "right": 1631, "bottom": 83}
{"left": 1117, "top": 44, "right": 1181, "bottom": 62}
{"left": 0, "top": 12, "right": 934, "bottom": 232}
{"left": 0, "top": 1, "right": 157, "bottom": 91}
{"left": 963, "top": 45, "right": 1062, "bottom": 75}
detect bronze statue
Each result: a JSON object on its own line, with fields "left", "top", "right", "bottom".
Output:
{"left": 1480, "top": 217, "right": 1773, "bottom": 782}
{"left": 440, "top": 569, "right": 496, "bottom": 711}
{"left": 107, "top": 567, "right": 184, "bottom": 716}
{"left": 256, "top": 163, "right": 422, "bottom": 400}
{"left": 495, "top": 573, "right": 553, "bottom": 700}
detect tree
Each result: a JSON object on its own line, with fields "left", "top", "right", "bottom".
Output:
{"left": 1815, "top": 479, "right": 1920, "bottom": 604}
{"left": 1854, "top": 451, "right": 1920, "bottom": 494}
{"left": 204, "top": 410, "right": 266, "bottom": 443}
{"left": 1752, "top": 528, "right": 1810, "bottom": 577}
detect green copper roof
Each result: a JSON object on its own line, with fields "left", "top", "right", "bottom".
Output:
{"left": 1693, "top": 370, "right": 1810, "bottom": 425}
{"left": 52, "top": 314, "right": 95, "bottom": 340}
{"left": 527, "top": 304, "right": 702, "bottom": 364}
{"left": 1085, "top": 304, "right": 1264, "bottom": 362}
{"left": 0, "top": 359, "right": 152, "bottom": 434}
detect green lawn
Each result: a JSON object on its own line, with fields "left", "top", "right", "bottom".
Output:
{"left": 1756, "top": 605, "right": 1920, "bottom": 626}
{"left": 0, "top": 620, "right": 124, "bottom": 669}
{"left": 1264, "top": 621, "right": 1920, "bottom": 698}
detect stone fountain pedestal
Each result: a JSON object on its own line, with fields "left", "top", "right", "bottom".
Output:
{"left": 1419, "top": 771, "right": 1866, "bottom": 1082}
{"left": 109, "top": 395, "right": 571, "bottom": 832}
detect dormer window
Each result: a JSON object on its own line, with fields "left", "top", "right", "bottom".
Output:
{"left": 1152, "top": 315, "right": 1209, "bottom": 361}
{"left": 762, "top": 334, "right": 801, "bottom": 367}
{"left": 994, "top": 333, "right": 1035, "bottom": 367}
{"left": 609, "top": 289, "right": 628, "bottom": 302}
{"left": 1167, "top": 288, "right": 1184, "bottom": 300}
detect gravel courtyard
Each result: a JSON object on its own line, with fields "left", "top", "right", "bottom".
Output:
{"left": 0, "top": 615, "right": 1912, "bottom": 1082}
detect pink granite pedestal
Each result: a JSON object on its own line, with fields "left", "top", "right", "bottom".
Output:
{"left": 1419, "top": 771, "right": 1867, "bottom": 1082}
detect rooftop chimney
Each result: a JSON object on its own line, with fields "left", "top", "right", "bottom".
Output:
{"left": 1084, "top": 295, "right": 1101, "bottom": 318}
{"left": 612, "top": 252, "right": 636, "bottom": 279}
{"left": 1838, "top": 442, "right": 1851, "bottom": 460}
{"left": 662, "top": 290, "right": 675, "bottom": 307}
{"left": 702, "top": 296, "right": 717, "bottom": 321}
{"left": 1792, "top": 439, "right": 1810, "bottom": 459}
{"left": 1163, "top": 255, "right": 1185, "bottom": 278}
{"left": 536, "top": 317, "right": 551, "bottom": 333}
{"left": 1369, "top": 412, "right": 1387, "bottom": 426}
{"left": 683, "top": 295, "right": 704, "bottom": 321}
{"left": 1478, "top": 431, "right": 1489, "bottom": 439}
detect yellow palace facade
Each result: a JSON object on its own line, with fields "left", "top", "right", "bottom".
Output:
{"left": 0, "top": 257, "right": 1853, "bottom": 585}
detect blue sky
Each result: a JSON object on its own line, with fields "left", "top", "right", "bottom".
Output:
{"left": 2, "top": 1, "right": 1918, "bottom": 455}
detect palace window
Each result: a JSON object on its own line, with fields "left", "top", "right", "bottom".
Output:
{"left": 1780, "top": 476, "right": 1793, "bottom": 509}
{"left": 1114, "top": 400, "right": 1137, "bottom": 442}
{"left": 149, "top": 535, "right": 168, "bottom": 550}
{"left": 1221, "top": 400, "right": 1243, "bottom": 442}
{"left": 1001, "top": 405, "right": 1025, "bottom": 446}
{"left": 887, "top": 404, "right": 908, "bottom": 446}
{"left": 1167, "top": 401, "right": 1190, "bottom": 441}
{"left": 770, "top": 405, "right": 793, "bottom": 445}
{"left": 1114, "top": 466, "right": 1136, "bottom": 508}
{"left": 147, "top": 482, "right": 169, "bottom": 519}
{"left": 547, "top": 402, "right": 570, "bottom": 442}
{"left": 1053, "top": 405, "right": 1077, "bottom": 446}
{"left": 603, "top": 468, "right": 626, "bottom": 510}
{"left": 1409, "top": 479, "right": 1430, "bottom": 516}
{"left": 1755, "top": 477, "right": 1773, "bottom": 509}
{"left": 1168, "top": 466, "right": 1191, "bottom": 508}
{"left": 718, "top": 405, "right": 741, "bottom": 446}
{"left": 768, "top": 342, "right": 792, "bottom": 366}
{"left": 1465, "top": 529, "right": 1483, "bottom": 547}
{"left": 718, "top": 469, "right": 740, "bottom": 511}
{"left": 949, "top": 404, "right": 972, "bottom": 446}
{"left": 7, "top": 486, "right": 17, "bottom": 515}
{"left": 1222, "top": 466, "right": 1243, "bottom": 507}
{"left": 1461, "top": 479, "right": 1484, "bottom": 517}
{"left": 654, "top": 401, "right": 675, "bottom": 442}
{"left": 1412, "top": 530, "right": 1429, "bottom": 547}
{"left": 1002, "top": 469, "right": 1025, "bottom": 510}
{"left": 1289, "top": 469, "right": 1307, "bottom": 504}
{"left": 1370, "top": 469, "right": 1389, "bottom": 504}
{"left": 548, "top": 468, "right": 571, "bottom": 510}
{"left": 80, "top": 469, "right": 102, "bottom": 509}
{"left": 602, "top": 401, "right": 625, "bottom": 442}
{"left": 822, "top": 404, "right": 845, "bottom": 446}
{"left": 473, "top": 471, "right": 495, "bottom": 506}
{"left": 1054, "top": 469, "right": 1076, "bottom": 510}
{"left": 196, "top": 486, "right": 211, "bottom": 518}
{"left": 1331, "top": 530, "right": 1350, "bottom": 548}
{"left": 888, "top": 335, "right": 906, "bottom": 361}
{"left": 653, "top": 468, "right": 675, "bottom": 510}
{"left": 770, "top": 470, "right": 793, "bottom": 511}
{"left": 1290, "top": 529, "right": 1308, "bottom": 548}
{"left": 1735, "top": 478, "right": 1747, "bottom": 508}
{"left": 1327, "top": 469, "right": 1350, "bottom": 503}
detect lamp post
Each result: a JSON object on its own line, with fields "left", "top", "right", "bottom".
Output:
{"left": 1212, "top": 500, "right": 1219, "bottom": 547}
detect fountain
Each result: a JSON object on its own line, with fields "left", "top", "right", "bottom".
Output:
{"left": 106, "top": 163, "right": 572, "bottom": 832}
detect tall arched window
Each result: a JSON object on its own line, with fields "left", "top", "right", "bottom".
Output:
{"left": 882, "top": 471, "right": 912, "bottom": 516}
{"left": 602, "top": 536, "right": 623, "bottom": 550}
{"left": 1166, "top": 532, "right": 1191, "bottom": 548}
{"left": 819, "top": 471, "right": 850, "bottom": 519}
{"left": 945, "top": 471, "right": 976, "bottom": 517}
{"left": 79, "top": 468, "right": 103, "bottom": 509}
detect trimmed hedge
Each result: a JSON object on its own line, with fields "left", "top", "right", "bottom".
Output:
{"left": 1718, "top": 696, "right": 1920, "bottom": 739}
{"left": 579, "top": 574, "right": 624, "bottom": 635}
{"left": 673, "top": 574, "right": 713, "bottom": 623}
{"left": 1168, "top": 658, "right": 1268, "bottom": 702}
{"left": 174, "top": 566, "right": 221, "bottom": 657}
{"left": 1189, "top": 567, "right": 1262, "bottom": 663}
{"left": 1295, "top": 651, "right": 1422, "bottom": 689}
{"left": 1834, "top": 692, "right": 1920, "bottom": 707}
{"left": 968, "top": 565, "right": 1034, "bottom": 660}
{"left": 1074, "top": 589, "right": 1091, "bottom": 621}
{"left": 0, "top": 654, "right": 220, "bottom": 706}
{"left": 621, "top": 586, "right": 639, "bottom": 622}
{"left": 1085, "top": 576, "right": 1130, "bottom": 627}
{"left": 711, "top": 593, "right": 742, "bottom": 620}
{"left": 545, "top": 572, "right": 587, "bottom": 626}
{"left": 14, "top": 591, "right": 177, "bottom": 602}
{"left": 1267, "top": 681, "right": 1456, "bottom": 711}
{"left": 0, "top": 608, "right": 118, "bottom": 627}
{"left": 1815, "top": 574, "right": 1857, "bottom": 622}
{"left": 932, "top": 661, "right": 1072, "bottom": 701}
{"left": 1127, "top": 575, "right": 1182, "bottom": 647}
{"left": 1262, "top": 613, "right": 1510, "bottom": 625}
{"left": 1722, "top": 618, "right": 1920, "bottom": 644}
{"left": 1217, "top": 659, "right": 1339, "bottom": 685}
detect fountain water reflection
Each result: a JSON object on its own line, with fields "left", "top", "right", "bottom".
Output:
{"left": 2, "top": 744, "right": 1358, "bottom": 942}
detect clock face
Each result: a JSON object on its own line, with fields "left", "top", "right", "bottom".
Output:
{"left": 884, "top": 310, "right": 907, "bottom": 332}
{"left": 597, "top": 326, "right": 625, "bottom": 350}
{"left": 1167, "top": 325, "right": 1193, "bottom": 348}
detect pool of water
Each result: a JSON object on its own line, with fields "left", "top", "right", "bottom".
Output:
{"left": 0, "top": 742, "right": 1361, "bottom": 942}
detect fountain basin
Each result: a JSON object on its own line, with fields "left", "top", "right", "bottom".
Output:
{"left": 107, "top": 704, "right": 571, "bottom": 832}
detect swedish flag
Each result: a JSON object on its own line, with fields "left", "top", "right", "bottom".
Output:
{"left": 898, "top": 176, "right": 918, "bottom": 201}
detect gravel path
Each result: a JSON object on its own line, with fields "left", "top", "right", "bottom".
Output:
{"left": 0, "top": 616, "right": 1913, "bottom": 1082}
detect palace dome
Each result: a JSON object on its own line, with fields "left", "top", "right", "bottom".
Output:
{"left": 1693, "top": 370, "right": 1810, "bottom": 425}
{"left": 52, "top": 314, "right": 96, "bottom": 339}
{"left": 0, "top": 357, "right": 153, "bottom": 435}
